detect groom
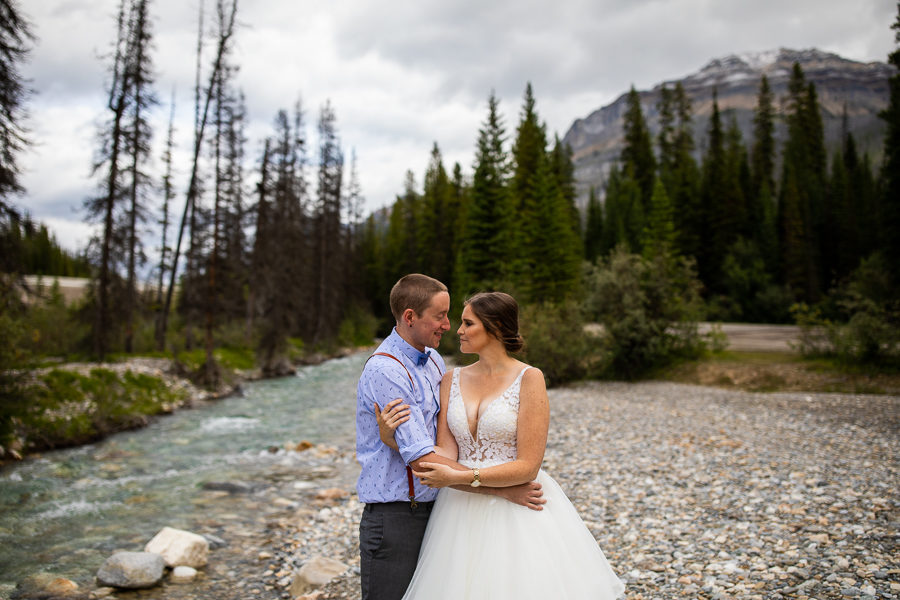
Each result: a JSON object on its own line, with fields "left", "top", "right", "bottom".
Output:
{"left": 356, "top": 273, "right": 544, "bottom": 600}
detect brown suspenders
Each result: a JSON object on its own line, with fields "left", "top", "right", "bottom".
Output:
{"left": 367, "top": 351, "right": 440, "bottom": 508}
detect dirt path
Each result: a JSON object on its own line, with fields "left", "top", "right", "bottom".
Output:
{"left": 699, "top": 322, "right": 802, "bottom": 353}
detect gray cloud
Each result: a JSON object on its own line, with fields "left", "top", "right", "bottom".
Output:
{"left": 16, "top": 0, "right": 898, "bottom": 253}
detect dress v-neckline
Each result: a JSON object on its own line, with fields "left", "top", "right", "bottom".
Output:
{"left": 456, "top": 367, "right": 527, "bottom": 441}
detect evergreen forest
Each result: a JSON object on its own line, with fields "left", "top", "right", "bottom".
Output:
{"left": 2, "top": 0, "right": 899, "bottom": 410}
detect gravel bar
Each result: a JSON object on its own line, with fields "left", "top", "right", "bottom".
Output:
{"left": 178, "top": 381, "right": 900, "bottom": 600}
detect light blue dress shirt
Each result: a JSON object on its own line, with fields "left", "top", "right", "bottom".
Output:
{"left": 356, "top": 328, "right": 445, "bottom": 503}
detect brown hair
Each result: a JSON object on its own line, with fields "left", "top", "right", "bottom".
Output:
{"left": 389, "top": 274, "right": 448, "bottom": 322}
{"left": 465, "top": 291, "right": 524, "bottom": 353}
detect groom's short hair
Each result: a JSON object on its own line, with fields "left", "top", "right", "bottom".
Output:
{"left": 390, "top": 274, "right": 448, "bottom": 322}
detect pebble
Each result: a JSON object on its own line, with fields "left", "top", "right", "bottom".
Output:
{"left": 270, "top": 382, "right": 899, "bottom": 600}
{"left": 98, "top": 381, "right": 898, "bottom": 600}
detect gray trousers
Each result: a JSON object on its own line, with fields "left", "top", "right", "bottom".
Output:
{"left": 359, "top": 501, "right": 435, "bottom": 600}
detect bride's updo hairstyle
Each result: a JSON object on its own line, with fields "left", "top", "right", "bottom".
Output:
{"left": 465, "top": 292, "right": 525, "bottom": 353}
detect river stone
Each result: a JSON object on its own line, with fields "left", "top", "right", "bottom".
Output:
{"left": 96, "top": 552, "right": 165, "bottom": 589}
{"left": 12, "top": 573, "right": 83, "bottom": 599}
{"left": 170, "top": 566, "right": 198, "bottom": 584}
{"left": 144, "top": 526, "right": 209, "bottom": 567}
{"left": 289, "top": 556, "right": 348, "bottom": 597}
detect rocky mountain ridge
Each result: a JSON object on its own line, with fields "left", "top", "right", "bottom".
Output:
{"left": 562, "top": 48, "right": 895, "bottom": 206}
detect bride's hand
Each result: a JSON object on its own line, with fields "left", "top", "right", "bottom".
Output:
{"left": 374, "top": 399, "right": 410, "bottom": 451}
{"left": 412, "top": 462, "right": 461, "bottom": 488}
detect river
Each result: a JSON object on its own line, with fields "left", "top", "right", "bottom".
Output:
{"left": 0, "top": 352, "right": 368, "bottom": 592}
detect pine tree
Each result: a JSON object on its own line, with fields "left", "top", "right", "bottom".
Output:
{"left": 641, "top": 177, "right": 676, "bottom": 258}
{"left": 154, "top": 95, "right": 176, "bottom": 350}
{"left": 657, "top": 85, "right": 676, "bottom": 179}
{"left": 311, "top": 100, "right": 344, "bottom": 343}
{"left": 122, "top": 0, "right": 157, "bottom": 353}
{"left": 698, "top": 90, "right": 728, "bottom": 291}
{"left": 549, "top": 135, "right": 583, "bottom": 261}
{"left": 253, "top": 101, "right": 312, "bottom": 373}
{"left": 584, "top": 186, "right": 604, "bottom": 262}
{"left": 160, "top": 0, "right": 238, "bottom": 355}
{"left": 881, "top": 3, "right": 900, "bottom": 284}
{"left": 85, "top": 0, "right": 158, "bottom": 358}
{"left": 0, "top": 0, "right": 34, "bottom": 212}
{"left": 778, "top": 63, "right": 824, "bottom": 302}
{"left": 669, "top": 83, "right": 702, "bottom": 262}
{"left": 750, "top": 75, "right": 778, "bottom": 274}
{"left": 457, "top": 92, "right": 511, "bottom": 294}
{"left": 621, "top": 86, "right": 657, "bottom": 210}
{"left": 421, "top": 143, "right": 455, "bottom": 285}
{"left": 602, "top": 164, "right": 644, "bottom": 254}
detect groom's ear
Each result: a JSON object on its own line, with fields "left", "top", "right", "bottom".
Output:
{"left": 402, "top": 308, "right": 416, "bottom": 327}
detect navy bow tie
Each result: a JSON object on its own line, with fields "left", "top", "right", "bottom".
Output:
{"left": 416, "top": 352, "right": 429, "bottom": 367}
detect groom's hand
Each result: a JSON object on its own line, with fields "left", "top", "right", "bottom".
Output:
{"left": 498, "top": 481, "right": 545, "bottom": 511}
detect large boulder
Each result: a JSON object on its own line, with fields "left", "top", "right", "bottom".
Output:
{"left": 96, "top": 552, "right": 165, "bottom": 589}
{"left": 144, "top": 526, "right": 209, "bottom": 568}
{"left": 289, "top": 556, "right": 348, "bottom": 597}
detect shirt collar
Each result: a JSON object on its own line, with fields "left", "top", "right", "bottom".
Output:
{"left": 389, "top": 327, "right": 430, "bottom": 367}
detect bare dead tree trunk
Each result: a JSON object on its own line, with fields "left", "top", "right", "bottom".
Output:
{"left": 159, "top": 0, "right": 238, "bottom": 354}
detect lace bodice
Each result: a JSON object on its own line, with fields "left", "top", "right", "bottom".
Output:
{"left": 447, "top": 367, "right": 529, "bottom": 468}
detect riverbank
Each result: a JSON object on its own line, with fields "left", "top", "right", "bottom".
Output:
{"left": 3, "top": 360, "right": 898, "bottom": 599}
{"left": 1, "top": 346, "right": 368, "bottom": 466}
{"left": 259, "top": 381, "right": 898, "bottom": 599}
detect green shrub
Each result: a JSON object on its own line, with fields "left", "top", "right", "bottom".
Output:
{"left": 518, "top": 300, "right": 595, "bottom": 386}
{"left": 585, "top": 248, "right": 706, "bottom": 379}
{"left": 337, "top": 305, "right": 380, "bottom": 348}
{"left": 21, "top": 367, "right": 189, "bottom": 451}
{"left": 793, "top": 254, "right": 900, "bottom": 366}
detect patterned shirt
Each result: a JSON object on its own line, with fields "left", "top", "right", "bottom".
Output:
{"left": 356, "top": 328, "right": 445, "bottom": 503}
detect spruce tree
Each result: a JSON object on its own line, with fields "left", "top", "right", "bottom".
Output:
{"left": 880, "top": 3, "right": 900, "bottom": 284}
{"left": 584, "top": 186, "right": 604, "bottom": 262}
{"left": 509, "top": 83, "right": 547, "bottom": 290}
{"left": 311, "top": 100, "right": 344, "bottom": 344}
{"left": 457, "top": 92, "right": 511, "bottom": 294}
{"left": 621, "top": 86, "right": 657, "bottom": 210}
{"left": 750, "top": 75, "right": 778, "bottom": 274}
{"left": 698, "top": 90, "right": 728, "bottom": 291}
{"left": 778, "top": 63, "right": 824, "bottom": 302}
{"left": 670, "top": 83, "right": 702, "bottom": 262}
{"left": 641, "top": 177, "right": 676, "bottom": 259}
{"left": 0, "top": 0, "right": 33, "bottom": 211}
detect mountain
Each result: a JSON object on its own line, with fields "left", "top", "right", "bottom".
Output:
{"left": 562, "top": 48, "right": 894, "bottom": 206}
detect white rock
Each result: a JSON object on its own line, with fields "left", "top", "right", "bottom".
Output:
{"left": 289, "top": 556, "right": 348, "bottom": 597}
{"left": 170, "top": 566, "right": 198, "bottom": 583}
{"left": 144, "top": 526, "right": 209, "bottom": 568}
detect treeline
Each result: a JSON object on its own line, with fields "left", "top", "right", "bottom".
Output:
{"left": 590, "top": 64, "right": 893, "bottom": 323}
{"left": 72, "top": 0, "right": 371, "bottom": 381}
{"left": 359, "top": 84, "right": 583, "bottom": 322}
{"left": 0, "top": 215, "right": 91, "bottom": 277}
{"left": 360, "top": 62, "right": 897, "bottom": 327}
{"left": 2, "top": 0, "right": 899, "bottom": 387}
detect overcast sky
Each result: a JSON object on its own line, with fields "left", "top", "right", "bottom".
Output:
{"left": 17, "top": 0, "right": 897, "bottom": 253}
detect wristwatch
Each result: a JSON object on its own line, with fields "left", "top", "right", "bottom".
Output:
{"left": 470, "top": 468, "right": 481, "bottom": 488}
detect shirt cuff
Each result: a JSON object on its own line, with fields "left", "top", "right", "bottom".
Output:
{"left": 400, "top": 441, "right": 434, "bottom": 465}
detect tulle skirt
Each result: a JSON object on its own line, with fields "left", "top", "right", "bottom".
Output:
{"left": 401, "top": 470, "right": 625, "bottom": 600}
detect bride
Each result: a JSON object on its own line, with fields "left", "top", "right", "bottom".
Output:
{"left": 378, "top": 291, "right": 625, "bottom": 599}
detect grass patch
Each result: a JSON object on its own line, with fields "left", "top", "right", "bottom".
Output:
{"left": 19, "top": 368, "right": 190, "bottom": 452}
{"left": 658, "top": 350, "right": 900, "bottom": 395}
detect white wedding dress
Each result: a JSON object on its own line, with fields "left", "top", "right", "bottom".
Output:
{"left": 402, "top": 367, "right": 625, "bottom": 599}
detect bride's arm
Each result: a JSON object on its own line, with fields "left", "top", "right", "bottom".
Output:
{"left": 414, "top": 368, "right": 549, "bottom": 489}
{"left": 407, "top": 370, "right": 545, "bottom": 510}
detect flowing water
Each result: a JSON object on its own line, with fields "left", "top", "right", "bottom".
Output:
{"left": 0, "top": 352, "right": 368, "bottom": 590}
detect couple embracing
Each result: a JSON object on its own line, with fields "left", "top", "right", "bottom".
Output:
{"left": 356, "top": 274, "right": 625, "bottom": 599}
